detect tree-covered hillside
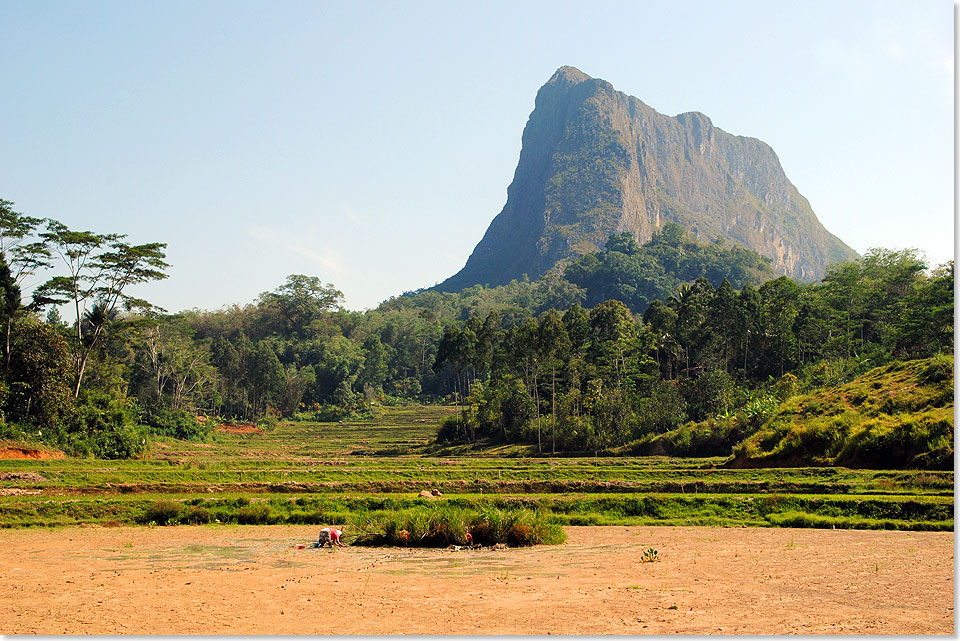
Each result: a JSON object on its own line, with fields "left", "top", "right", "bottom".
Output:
{"left": 563, "top": 223, "right": 773, "bottom": 311}
{"left": 0, "top": 197, "right": 953, "bottom": 469}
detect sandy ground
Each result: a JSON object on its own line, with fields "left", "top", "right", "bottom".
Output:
{"left": 0, "top": 525, "right": 952, "bottom": 635}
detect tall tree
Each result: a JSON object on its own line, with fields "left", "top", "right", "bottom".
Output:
{"left": 705, "top": 279, "right": 739, "bottom": 372}
{"left": 0, "top": 200, "right": 51, "bottom": 380}
{"left": 643, "top": 299, "right": 680, "bottom": 379}
{"left": 258, "top": 275, "right": 343, "bottom": 336}
{"left": 0, "top": 199, "right": 51, "bottom": 284}
{"left": 247, "top": 341, "right": 285, "bottom": 417}
{"left": 589, "top": 299, "right": 639, "bottom": 391}
{"left": 35, "top": 221, "right": 169, "bottom": 396}
{"left": 562, "top": 303, "right": 590, "bottom": 357}
{"left": 357, "top": 335, "right": 390, "bottom": 393}
{"left": 538, "top": 309, "right": 571, "bottom": 454}
{"left": 508, "top": 318, "right": 542, "bottom": 452}
{"left": 737, "top": 283, "right": 762, "bottom": 377}
{"left": 757, "top": 277, "right": 800, "bottom": 377}
{"left": 5, "top": 316, "right": 72, "bottom": 426}
{"left": 475, "top": 311, "right": 504, "bottom": 382}
{"left": 140, "top": 321, "right": 216, "bottom": 411}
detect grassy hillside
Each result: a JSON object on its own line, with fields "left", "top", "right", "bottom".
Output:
{"left": 728, "top": 356, "right": 953, "bottom": 469}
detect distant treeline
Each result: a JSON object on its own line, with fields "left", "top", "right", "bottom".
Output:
{"left": 0, "top": 197, "right": 952, "bottom": 462}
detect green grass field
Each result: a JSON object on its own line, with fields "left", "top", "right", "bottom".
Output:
{"left": 0, "top": 405, "right": 953, "bottom": 532}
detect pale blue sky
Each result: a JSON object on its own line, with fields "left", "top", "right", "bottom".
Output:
{"left": 0, "top": 0, "right": 954, "bottom": 312}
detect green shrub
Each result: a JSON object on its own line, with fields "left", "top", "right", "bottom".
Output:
{"left": 835, "top": 410, "right": 954, "bottom": 469}
{"left": 141, "top": 500, "right": 182, "bottom": 525}
{"left": 765, "top": 510, "right": 952, "bottom": 531}
{"left": 436, "top": 413, "right": 468, "bottom": 443}
{"left": 287, "top": 510, "right": 326, "bottom": 524}
{"left": 632, "top": 415, "right": 753, "bottom": 458}
{"left": 62, "top": 391, "right": 148, "bottom": 459}
{"left": 139, "top": 403, "right": 210, "bottom": 441}
{"left": 684, "top": 369, "right": 735, "bottom": 422}
{"left": 236, "top": 503, "right": 277, "bottom": 525}
{"left": 181, "top": 506, "right": 212, "bottom": 525}
{"left": 731, "top": 357, "right": 955, "bottom": 469}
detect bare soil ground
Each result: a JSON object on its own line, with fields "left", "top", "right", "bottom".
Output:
{"left": 216, "top": 424, "right": 263, "bottom": 435}
{"left": 0, "top": 445, "right": 65, "bottom": 459}
{"left": 0, "top": 525, "right": 952, "bottom": 635}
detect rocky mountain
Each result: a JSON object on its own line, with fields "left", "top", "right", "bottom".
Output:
{"left": 436, "top": 66, "right": 857, "bottom": 292}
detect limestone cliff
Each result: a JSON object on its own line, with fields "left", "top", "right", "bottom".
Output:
{"left": 437, "top": 66, "right": 857, "bottom": 291}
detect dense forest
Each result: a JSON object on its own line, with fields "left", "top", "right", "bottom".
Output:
{"left": 0, "top": 198, "right": 952, "bottom": 466}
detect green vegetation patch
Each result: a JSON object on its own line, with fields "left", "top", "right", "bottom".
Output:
{"left": 731, "top": 358, "right": 954, "bottom": 469}
{"left": 1, "top": 491, "right": 951, "bottom": 532}
{"left": 350, "top": 504, "right": 565, "bottom": 547}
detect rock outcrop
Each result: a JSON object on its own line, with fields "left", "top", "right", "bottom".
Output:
{"left": 436, "top": 66, "right": 857, "bottom": 291}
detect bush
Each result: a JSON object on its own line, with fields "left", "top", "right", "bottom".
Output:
{"left": 636, "top": 380, "right": 686, "bottom": 435}
{"left": 835, "top": 410, "right": 954, "bottom": 470}
{"left": 236, "top": 503, "right": 277, "bottom": 525}
{"left": 436, "top": 413, "right": 468, "bottom": 443}
{"left": 181, "top": 506, "right": 212, "bottom": 525}
{"left": 61, "top": 391, "right": 148, "bottom": 459}
{"left": 141, "top": 500, "right": 182, "bottom": 525}
{"left": 764, "top": 510, "right": 951, "bottom": 531}
{"left": 287, "top": 510, "right": 326, "bottom": 524}
{"left": 631, "top": 415, "right": 752, "bottom": 458}
{"left": 5, "top": 317, "right": 71, "bottom": 427}
{"left": 684, "top": 369, "right": 735, "bottom": 422}
{"left": 139, "top": 403, "right": 210, "bottom": 441}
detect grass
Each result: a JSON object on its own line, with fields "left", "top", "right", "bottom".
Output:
{"left": 1, "top": 451, "right": 952, "bottom": 496}
{"left": 731, "top": 358, "right": 954, "bottom": 469}
{"left": 0, "top": 491, "right": 951, "bottom": 531}
{"left": 0, "top": 404, "right": 952, "bottom": 533}
{"left": 349, "top": 504, "right": 565, "bottom": 547}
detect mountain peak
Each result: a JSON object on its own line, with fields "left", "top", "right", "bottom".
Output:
{"left": 434, "top": 68, "right": 857, "bottom": 293}
{"left": 548, "top": 65, "right": 591, "bottom": 85}
{"left": 676, "top": 111, "right": 713, "bottom": 128}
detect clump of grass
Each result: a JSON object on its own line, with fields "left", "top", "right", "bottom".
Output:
{"left": 919, "top": 354, "right": 953, "bottom": 384}
{"left": 350, "top": 505, "right": 565, "bottom": 547}
{"left": 731, "top": 357, "right": 955, "bottom": 470}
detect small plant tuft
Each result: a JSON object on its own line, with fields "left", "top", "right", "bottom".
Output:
{"left": 641, "top": 547, "right": 660, "bottom": 563}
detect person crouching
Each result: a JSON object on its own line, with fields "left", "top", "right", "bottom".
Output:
{"left": 317, "top": 527, "right": 345, "bottom": 548}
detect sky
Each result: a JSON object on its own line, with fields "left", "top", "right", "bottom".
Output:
{"left": 0, "top": 0, "right": 954, "bottom": 313}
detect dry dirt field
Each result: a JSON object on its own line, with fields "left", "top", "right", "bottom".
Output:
{"left": 0, "top": 525, "right": 953, "bottom": 635}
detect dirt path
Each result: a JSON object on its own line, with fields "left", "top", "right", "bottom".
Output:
{"left": 0, "top": 525, "right": 952, "bottom": 635}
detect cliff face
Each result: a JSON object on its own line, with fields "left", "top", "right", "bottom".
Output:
{"left": 436, "top": 66, "right": 857, "bottom": 292}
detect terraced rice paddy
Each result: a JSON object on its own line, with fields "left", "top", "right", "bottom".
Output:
{"left": 0, "top": 405, "right": 952, "bottom": 530}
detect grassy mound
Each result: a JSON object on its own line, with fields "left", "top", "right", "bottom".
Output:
{"left": 349, "top": 504, "right": 566, "bottom": 547}
{"left": 729, "top": 356, "right": 954, "bottom": 469}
